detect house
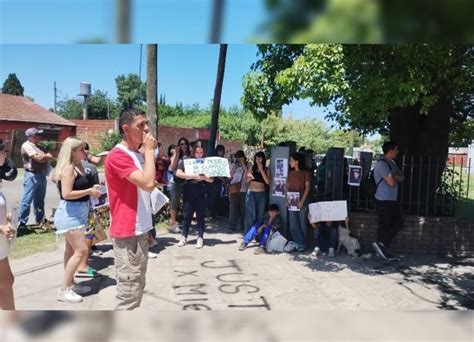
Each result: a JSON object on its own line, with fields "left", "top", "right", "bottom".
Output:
{"left": 0, "top": 94, "right": 76, "bottom": 166}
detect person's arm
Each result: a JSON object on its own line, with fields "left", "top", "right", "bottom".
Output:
{"left": 169, "top": 148, "right": 179, "bottom": 171}
{"left": 61, "top": 165, "right": 102, "bottom": 200}
{"left": 298, "top": 175, "right": 311, "bottom": 209}
{"left": 126, "top": 133, "right": 157, "bottom": 192}
{"left": 257, "top": 161, "right": 270, "bottom": 185}
{"left": 0, "top": 222, "right": 15, "bottom": 240}
{"left": 23, "top": 143, "right": 52, "bottom": 163}
{"left": 307, "top": 213, "right": 317, "bottom": 229}
{"left": 246, "top": 165, "right": 254, "bottom": 184}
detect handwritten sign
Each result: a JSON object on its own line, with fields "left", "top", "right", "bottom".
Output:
{"left": 308, "top": 200, "right": 348, "bottom": 223}
{"left": 184, "top": 157, "right": 230, "bottom": 177}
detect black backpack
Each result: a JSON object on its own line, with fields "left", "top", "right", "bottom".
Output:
{"left": 367, "top": 159, "right": 391, "bottom": 198}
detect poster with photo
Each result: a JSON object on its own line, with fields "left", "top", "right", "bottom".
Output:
{"left": 287, "top": 191, "right": 300, "bottom": 211}
{"left": 272, "top": 177, "right": 286, "bottom": 197}
{"left": 91, "top": 185, "right": 109, "bottom": 209}
{"left": 275, "top": 158, "right": 288, "bottom": 178}
{"left": 348, "top": 165, "right": 363, "bottom": 186}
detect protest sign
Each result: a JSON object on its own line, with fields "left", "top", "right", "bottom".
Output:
{"left": 308, "top": 200, "right": 348, "bottom": 223}
{"left": 184, "top": 157, "right": 230, "bottom": 177}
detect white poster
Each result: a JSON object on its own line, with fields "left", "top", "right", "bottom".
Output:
{"left": 287, "top": 192, "right": 300, "bottom": 211}
{"left": 272, "top": 177, "right": 286, "bottom": 197}
{"left": 348, "top": 165, "right": 363, "bottom": 186}
{"left": 275, "top": 158, "right": 288, "bottom": 178}
{"left": 308, "top": 201, "right": 348, "bottom": 223}
{"left": 91, "top": 185, "right": 109, "bottom": 209}
{"left": 151, "top": 188, "right": 169, "bottom": 214}
{"left": 184, "top": 157, "right": 230, "bottom": 177}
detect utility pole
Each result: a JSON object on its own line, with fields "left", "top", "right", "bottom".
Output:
{"left": 209, "top": 0, "right": 225, "bottom": 43}
{"left": 146, "top": 44, "right": 158, "bottom": 137}
{"left": 54, "top": 81, "right": 58, "bottom": 112}
{"left": 117, "top": 0, "right": 130, "bottom": 43}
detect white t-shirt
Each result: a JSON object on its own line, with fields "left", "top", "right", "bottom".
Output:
{"left": 0, "top": 192, "right": 9, "bottom": 260}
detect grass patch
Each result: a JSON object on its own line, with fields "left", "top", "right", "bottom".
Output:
{"left": 10, "top": 229, "right": 59, "bottom": 259}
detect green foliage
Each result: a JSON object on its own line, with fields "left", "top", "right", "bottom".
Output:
{"left": 57, "top": 98, "right": 83, "bottom": 119}
{"left": 2, "top": 73, "right": 24, "bottom": 96}
{"left": 449, "top": 118, "right": 474, "bottom": 147}
{"left": 115, "top": 73, "right": 146, "bottom": 109}
{"left": 39, "top": 140, "right": 56, "bottom": 152}
{"left": 88, "top": 89, "right": 120, "bottom": 119}
{"left": 97, "top": 132, "right": 122, "bottom": 153}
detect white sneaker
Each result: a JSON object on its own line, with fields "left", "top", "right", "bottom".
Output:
{"left": 71, "top": 282, "right": 91, "bottom": 295}
{"left": 177, "top": 238, "right": 187, "bottom": 247}
{"left": 328, "top": 247, "right": 335, "bottom": 258}
{"left": 311, "top": 247, "right": 320, "bottom": 257}
{"left": 196, "top": 237, "right": 204, "bottom": 249}
{"left": 57, "top": 287, "right": 83, "bottom": 303}
{"left": 169, "top": 223, "right": 181, "bottom": 234}
{"left": 148, "top": 251, "right": 158, "bottom": 259}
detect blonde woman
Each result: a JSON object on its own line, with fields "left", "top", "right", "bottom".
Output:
{"left": 52, "top": 137, "right": 102, "bottom": 303}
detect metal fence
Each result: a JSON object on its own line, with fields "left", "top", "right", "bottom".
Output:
{"left": 313, "top": 154, "right": 473, "bottom": 217}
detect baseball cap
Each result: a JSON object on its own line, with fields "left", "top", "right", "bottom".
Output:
{"left": 25, "top": 127, "right": 44, "bottom": 137}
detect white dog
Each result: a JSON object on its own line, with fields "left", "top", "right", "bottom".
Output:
{"left": 337, "top": 226, "right": 361, "bottom": 257}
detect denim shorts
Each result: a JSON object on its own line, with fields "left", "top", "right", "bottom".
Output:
{"left": 54, "top": 200, "right": 90, "bottom": 235}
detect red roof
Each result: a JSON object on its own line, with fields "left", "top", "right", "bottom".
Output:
{"left": 0, "top": 94, "right": 75, "bottom": 127}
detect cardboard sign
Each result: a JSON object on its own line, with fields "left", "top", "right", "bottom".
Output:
{"left": 184, "top": 157, "right": 230, "bottom": 177}
{"left": 308, "top": 200, "right": 348, "bottom": 223}
{"left": 151, "top": 188, "right": 169, "bottom": 214}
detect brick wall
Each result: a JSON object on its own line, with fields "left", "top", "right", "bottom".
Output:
{"left": 70, "top": 119, "right": 116, "bottom": 151}
{"left": 350, "top": 213, "right": 474, "bottom": 256}
{"left": 71, "top": 120, "right": 242, "bottom": 155}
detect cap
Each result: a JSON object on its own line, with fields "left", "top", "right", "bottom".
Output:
{"left": 234, "top": 150, "right": 245, "bottom": 158}
{"left": 25, "top": 128, "right": 44, "bottom": 137}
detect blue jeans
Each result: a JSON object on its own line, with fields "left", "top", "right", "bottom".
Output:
{"left": 244, "top": 191, "right": 267, "bottom": 233}
{"left": 287, "top": 203, "right": 308, "bottom": 248}
{"left": 314, "top": 225, "right": 338, "bottom": 252}
{"left": 243, "top": 223, "right": 272, "bottom": 247}
{"left": 19, "top": 171, "right": 47, "bottom": 225}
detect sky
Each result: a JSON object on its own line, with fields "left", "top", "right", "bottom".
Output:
{"left": 0, "top": 0, "right": 268, "bottom": 43}
{"left": 0, "top": 44, "right": 330, "bottom": 122}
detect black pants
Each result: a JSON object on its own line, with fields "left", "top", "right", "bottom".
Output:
{"left": 375, "top": 200, "right": 402, "bottom": 246}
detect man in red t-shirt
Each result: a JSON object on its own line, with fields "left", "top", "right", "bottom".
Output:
{"left": 105, "top": 108, "right": 157, "bottom": 310}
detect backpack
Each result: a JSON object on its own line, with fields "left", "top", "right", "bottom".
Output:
{"left": 367, "top": 159, "right": 391, "bottom": 198}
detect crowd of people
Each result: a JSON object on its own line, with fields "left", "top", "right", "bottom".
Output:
{"left": 0, "top": 107, "right": 405, "bottom": 310}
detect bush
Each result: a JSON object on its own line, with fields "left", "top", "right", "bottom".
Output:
{"left": 97, "top": 132, "right": 122, "bottom": 153}
{"left": 39, "top": 140, "right": 56, "bottom": 152}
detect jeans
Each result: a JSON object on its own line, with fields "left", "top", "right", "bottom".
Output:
{"left": 181, "top": 183, "right": 210, "bottom": 239}
{"left": 229, "top": 192, "right": 246, "bottom": 232}
{"left": 314, "top": 225, "right": 338, "bottom": 252}
{"left": 19, "top": 171, "right": 47, "bottom": 225}
{"left": 287, "top": 203, "right": 308, "bottom": 248}
{"left": 243, "top": 223, "right": 272, "bottom": 247}
{"left": 376, "top": 200, "right": 402, "bottom": 247}
{"left": 244, "top": 191, "right": 267, "bottom": 232}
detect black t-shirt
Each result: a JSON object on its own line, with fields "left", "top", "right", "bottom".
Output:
{"left": 58, "top": 169, "right": 94, "bottom": 202}
{"left": 177, "top": 159, "right": 208, "bottom": 185}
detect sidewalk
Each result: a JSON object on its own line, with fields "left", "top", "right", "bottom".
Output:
{"left": 11, "top": 219, "right": 474, "bottom": 311}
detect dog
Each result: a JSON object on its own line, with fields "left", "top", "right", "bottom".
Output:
{"left": 337, "top": 226, "right": 361, "bottom": 257}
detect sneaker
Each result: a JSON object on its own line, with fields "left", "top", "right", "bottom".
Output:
{"left": 311, "top": 247, "right": 320, "bottom": 257}
{"left": 372, "top": 242, "right": 387, "bottom": 260}
{"left": 196, "top": 237, "right": 204, "bottom": 249}
{"left": 168, "top": 223, "right": 181, "bottom": 234}
{"left": 238, "top": 242, "right": 247, "bottom": 251}
{"left": 148, "top": 251, "right": 158, "bottom": 259}
{"left": 177, "top": 238, "right": 187, "bottom": 247}
{"left": 328, "top": 247, "right": 335, "bottom": 258}
{"left": 71, "top": 283, "right": 91, "bottom": 295}
{"left": 90, "top": 246, "right": 103, "bottom": 256}
{"left": 254, "top": 247, "right": 265, "bottom": 255}
{"left": 76, "top": 266, "right": 100, "bottom": 278}
{"left": 57, "top": 287, "right": 83, "bottom": 303}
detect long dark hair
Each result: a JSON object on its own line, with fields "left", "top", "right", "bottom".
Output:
{"left": 191, "top": 140, "right": 206, "bottom": 158}
{"left": 177, "top": 137, "right": 190, "bottom": 157}
{"left": 290, "top": 152, "right": 306, "bottom": 171}
{"left": 252, "top": 151, "right": 267, "bottom": 173}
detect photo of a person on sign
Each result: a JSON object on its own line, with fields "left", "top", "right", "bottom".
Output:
{"left": 348, "top": 165, "right": 363, "bottom": 186}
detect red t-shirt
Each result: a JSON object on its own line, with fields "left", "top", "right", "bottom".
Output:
{"left": 105, "top": 147, "right": 149, "bottom": 238}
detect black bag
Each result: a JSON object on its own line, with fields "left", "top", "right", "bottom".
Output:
{"left": 367, "top": 159, "right": 391, "bottom": 198}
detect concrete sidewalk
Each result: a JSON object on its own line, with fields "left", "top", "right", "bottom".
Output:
{"left": 11, "top": 219, "right": 474, "bottom": 311}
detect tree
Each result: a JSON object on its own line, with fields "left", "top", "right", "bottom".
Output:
{"left": 2, "top": 73, "right": 24, "bottom": 96}
{"left": 115, "top": 73, "right": 146, "bottom": 109}
{"left": 88, "top": 90, "right": 117, "bottom": 119}
{"left": 208, "top": 44, "right": 228, "bottom": 156}
{"left": 146, "top": 44, "right": 158, "bottom": 136}
{"left": 243, "top": 44, "right": 474, "bottom": 214}
{"left": 57, "top": 98, "right": 83, "bottom": 119}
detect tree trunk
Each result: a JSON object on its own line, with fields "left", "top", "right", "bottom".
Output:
{"left": 208, "top": 44, "right": 227, "bottom": 156}
{"left": 209, "top": 0, "right": 225, "bottom": 43}
{"left": 389, "top": 96, "right": 452, "bottom": 215}
{"left": 146, "top": 44, "right": 158, "bottom": 137}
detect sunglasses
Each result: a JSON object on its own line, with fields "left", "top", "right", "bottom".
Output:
{"left": 180, "top": 142, "right": 188, "bottom": 146}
